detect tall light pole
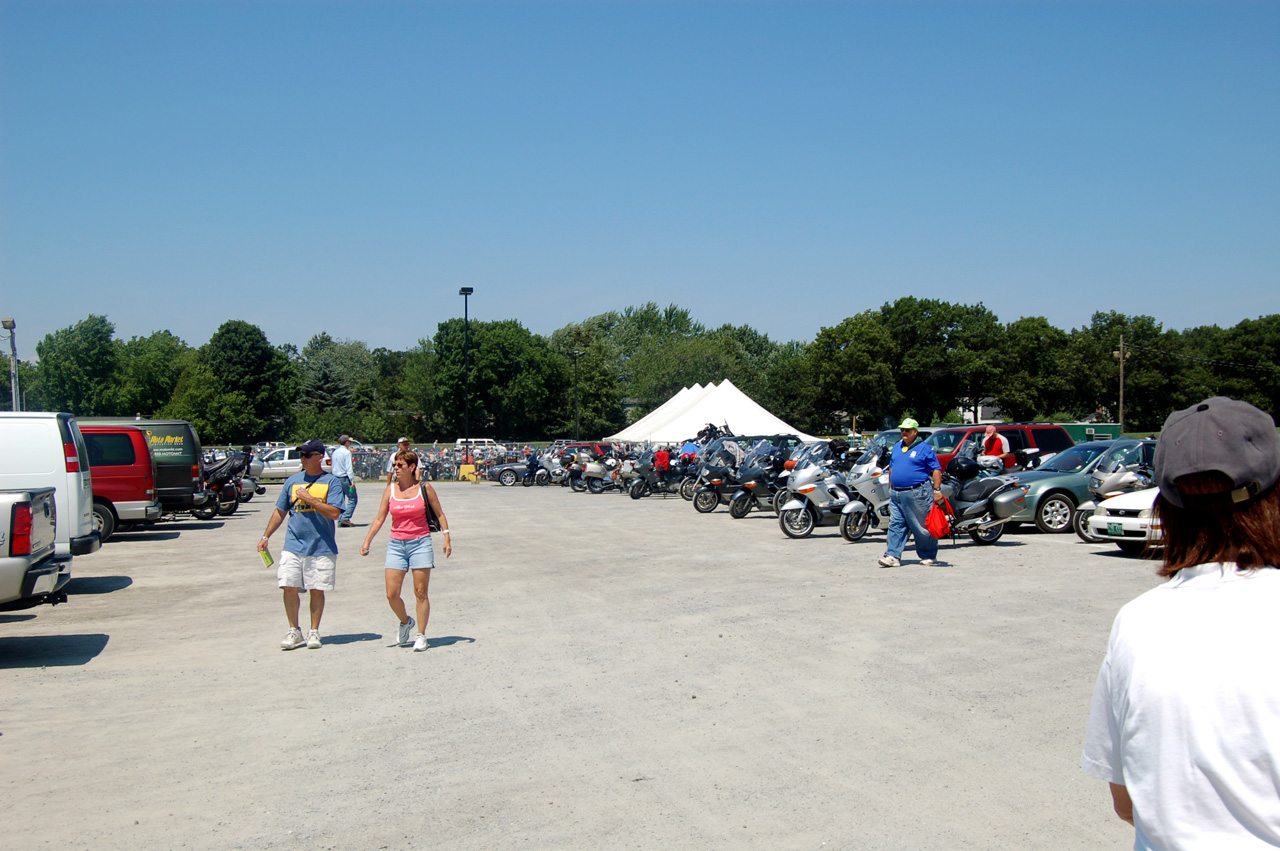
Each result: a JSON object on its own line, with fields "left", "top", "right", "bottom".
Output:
{"left": 1, "top": 318, "right": 17, "bottom": 412}
{"left": 459, "top": 288, "right": 474, "bottom": 461}
{"left": 1113, "top": 333, "right": 1127, "bottom": 433}
{"left": 568, "top": 349, "right": 584, "bottom": 441}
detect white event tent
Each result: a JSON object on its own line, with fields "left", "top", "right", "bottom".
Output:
{"left": 606, "top": 379, "right": 819, "bottom": 444}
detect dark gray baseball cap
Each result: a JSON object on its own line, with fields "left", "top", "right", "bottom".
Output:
{"left": 1154, "top": 396, "right": 1280, "bottom": 509}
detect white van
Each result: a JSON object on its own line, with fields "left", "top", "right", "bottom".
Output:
{"left": 0, "top": 412, "right": 101, "bottom": 559}
{"left": 455, "top": 438, "right": 499, "bottom": 450}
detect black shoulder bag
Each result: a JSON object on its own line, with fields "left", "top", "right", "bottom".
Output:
{"left": 419, "top": 482, "right": 442, "bottom": 533}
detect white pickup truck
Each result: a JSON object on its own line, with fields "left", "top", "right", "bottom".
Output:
{"left": 0, "top": 487, "right": 70, "bottom": 611}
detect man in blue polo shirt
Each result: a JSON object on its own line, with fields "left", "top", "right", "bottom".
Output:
{"left": 879, "top": 418, "right": 944, "bottom": 568}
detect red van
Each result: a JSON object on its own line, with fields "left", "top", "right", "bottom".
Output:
{"left": 80, "top": 425, "right": 162, "bottom": 543}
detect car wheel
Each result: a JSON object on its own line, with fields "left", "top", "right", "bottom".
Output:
{"left": 1073, "top": 509, "right": 1106, "bottom": 543}
{"left": 1034, "top": 493, "right": 1075, "bottom": 534}
{"left": 693, "top": 491, "right": 718, "bottom": 513}
{"left": 499, "top": 469, "right": 517, "bottom": 487}
{"left": 840, "top": 510, "right": 871, "bottom": 542}
{"left": 779, "top": 505, "right": 817, "bottom": 539}
{"left": 969, "top": 523, "right": 1004, "bottom": 545}
{"left": 92, "top": 501, "right": 116, "bottom": 544}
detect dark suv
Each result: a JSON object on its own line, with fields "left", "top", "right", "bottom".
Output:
{"left": 924, "top": 423, "right": 1075, "bottom": 471}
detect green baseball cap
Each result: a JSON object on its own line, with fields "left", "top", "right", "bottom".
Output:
{"left": 900, "top": 417, "right": 919, "bottom": 430}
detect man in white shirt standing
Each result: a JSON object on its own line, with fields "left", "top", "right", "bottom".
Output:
{"left": 1081, "top": 397, "right": 1280, "bottom": 849}
{"left": 331, "top": 434, "right": 356, "bottom": 527}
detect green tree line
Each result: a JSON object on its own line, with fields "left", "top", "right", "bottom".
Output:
{"left": 5, "top": 301, "right": 1278, "bottom": 443}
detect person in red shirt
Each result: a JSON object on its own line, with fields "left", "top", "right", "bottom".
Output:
{"left": 982, "top": 425, "right": 1014, "bottom": 470}
{"left": 654, "top": 446, "right": 670, "bottom": 483}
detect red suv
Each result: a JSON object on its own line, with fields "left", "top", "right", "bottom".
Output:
{"left": 80, "top": 425, "right": 162, "bottom": 543}
{"left": 924, "top": 424, "right": 1075, "bottom": 472}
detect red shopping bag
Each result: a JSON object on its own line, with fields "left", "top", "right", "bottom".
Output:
{"left": 925, "top": 497, "right": 953, "bottom": 538}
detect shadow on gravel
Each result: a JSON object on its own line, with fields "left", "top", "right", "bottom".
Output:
{"left": 324, "top": 632, "right": 382, "bottom": 645}
{"left": 0, "top": 634, "right": 110, "bottom": 668}
{"left": 162, "top": 521, "right": 225, "bottom": 531}
{"left": 65, "top": 576, "right": 133, "bottom": 595}
{"left": 1092, "top": 547, "right": 1160, "bottom": 561}
{"left": 429, "top": 635, "right": 476, "bottom": 649}
{"left": 0, "top": 614, "right": 36, "bottom": 624}
{"left": 114, "top": 531, "right": 181, "bottom": 542}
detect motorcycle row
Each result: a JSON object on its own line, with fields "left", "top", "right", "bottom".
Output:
{"left": 193, "top": 449, "right": 268, "bottom": 519}
{"left": 513, "top": 427, "right": 1118, "bottom": 548}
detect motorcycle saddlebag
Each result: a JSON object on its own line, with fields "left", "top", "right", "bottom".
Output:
{"left": 990, "top": 486, "right": 1027, "bottom": 520}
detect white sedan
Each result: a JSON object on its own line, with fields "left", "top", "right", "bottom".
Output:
{"left": 257, "top": 446, "right": 332, "bottom": 479}
{"left": 1087, "top": 486, "right": 1162, "bottom": 556}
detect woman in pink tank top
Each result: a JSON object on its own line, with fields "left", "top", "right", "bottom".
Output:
{"left": 360, "top": 448, "right": 452, "bottom": 651}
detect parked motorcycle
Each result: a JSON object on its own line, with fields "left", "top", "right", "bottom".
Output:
{"left": 583, "top": 454, "right": 622, "bottom": 493}
{"left": 778, "top": 442, "right": 853, "bottom": 538}
{"left": 727, "top": 439, "right": 792, "bottom": 518}
{"left": 935, "top": 443, "right": 1027, "bottom": 544}
{"left": 1073, "top": 439, "right": 1156, "bottom": 543}
{"left": 629, "top": 449, "right": 683, "bottom": 499}
{"left": 839, "top": 443, "right": 894, "bottom": 541}
{"left": 193, "top": 453, "right": 245, "bottom": 519}
{"left": 521, "top": 453, "right": 546, "bottom": 487}
{"left": 693, "top": 437, "right": 751, "bottom": 513}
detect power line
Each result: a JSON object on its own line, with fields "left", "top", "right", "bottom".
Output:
{"left": 1126, "top": 343, "right": 1280, "bottom": 375}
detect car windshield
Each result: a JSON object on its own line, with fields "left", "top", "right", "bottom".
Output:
{"left": 1039, "top": 443, "right": 1112, "bottom": 473}
{"left": 925, "top": 430, "right": 968, "bottom": 452}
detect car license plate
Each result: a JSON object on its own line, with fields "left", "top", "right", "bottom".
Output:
{"left": 1107, "top": 522, "right": 1123, "bottom": 536}
{"left": 32, "top": 572, "right": 57, "bottom": 595}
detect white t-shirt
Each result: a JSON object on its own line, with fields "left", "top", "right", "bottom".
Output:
{"left": 1082, "top": 562, "right": 1280, "bottom": 850}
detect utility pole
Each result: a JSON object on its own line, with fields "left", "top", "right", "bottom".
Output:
{"left": 1, "top": 318, "right": 17, "bottom": 412}
{"left": 568, "top": 350, "right": 584, "bottom": 441}
{"left": 1114, "top": 334, "right": 1127, "bottom": 433}
{"left": 459, "top": 288, "right": 474, "bottom": 465}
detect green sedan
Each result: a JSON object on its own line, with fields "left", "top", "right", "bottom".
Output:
{"left": 1007, "top": 441, "right": 1117, "bottom": 533}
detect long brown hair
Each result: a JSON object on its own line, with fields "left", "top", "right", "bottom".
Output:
{"left": 1156, "top": 471, "right": 1280, "bottom": 576}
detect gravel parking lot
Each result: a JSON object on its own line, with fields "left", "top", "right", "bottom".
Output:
{"left": 2, "top": 482, "right": 1161, "bottom": 850}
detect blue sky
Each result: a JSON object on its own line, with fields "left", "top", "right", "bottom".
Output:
{"left": 2, "top": 0, "right": 1276, "bottom": 361}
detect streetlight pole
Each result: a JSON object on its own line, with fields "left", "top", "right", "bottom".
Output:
{"left": 1113, "top": 333, "right": 1127, "bottom": 433}
{"left": 569, "top": 349, "right": 583, "bottom": 441}
{"left": 1, "top": 318, "right": 17, "bottom": 412}
{"left": 459, "top": 288, "right": 474, "bottom": 464}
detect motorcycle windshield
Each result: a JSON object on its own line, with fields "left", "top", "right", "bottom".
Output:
{"left": 789, "top": 442, "right": 833, "bottom": 478}
{"left": 1095, "top": 441, "right": 1151, "bottom": 476}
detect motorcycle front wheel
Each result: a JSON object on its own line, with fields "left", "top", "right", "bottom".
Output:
{"left": 1073, "top": 508, "right": 1105, "bottom": 543}
{"left": 535, "top": 469, "right": 549, "bottom": 486}
{"left": 728, "top": 494, "right": 751, "bottom": 519}
{"left": 779, "top": 505, "right": 817, "bottom": 539}
{"left": 693, "top": 491, "right": 719, "bottom": 513}
{"left": 840, "top": 510, "right": 871, "bottom": 542}
{"left": 680, "top": 478, "right": 696, "bottom": 501}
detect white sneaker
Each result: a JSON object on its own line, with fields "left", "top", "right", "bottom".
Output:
{"left": 413, "top": 633, "right": 428, "bottom": 652}
{"left": 281, "top": 627, "right": 305, "bottom": 650}
{"left": 920, "top": 559, "right": 938, "bottom": 566}
{"left": 306, "top": 629, "right": 322, "bottom": 649}
{"left": 878, "top": 555, "right": 900, "bottom": 568}
{"left": 397, "top": 616, "right": 415, "bottom": 646}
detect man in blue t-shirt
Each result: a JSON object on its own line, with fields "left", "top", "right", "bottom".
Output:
{"left": 879, "top": 418, "right": 944, "bottom": 568}
{"left": 257, "top": 439, "right": 346, "bottom": 650}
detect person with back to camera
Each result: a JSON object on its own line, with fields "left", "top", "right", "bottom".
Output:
{"left": 1081, "top": 397, "right": 1280, "bottom": 849}
{"left": 878, "top": 418, "right": 944, "bottom": 568}
{"left": 331, "top": 434, "right": 357, "bottom": 526}
{"left": 360, "top": 448, "right": 452, "bottom": 652}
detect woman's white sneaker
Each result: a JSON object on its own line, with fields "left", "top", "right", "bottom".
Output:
{"left": 397, "top": 616, "right": 416, "bottom": 646}
{"left": 413, "top": 633, "right": 428, "bottom": 652}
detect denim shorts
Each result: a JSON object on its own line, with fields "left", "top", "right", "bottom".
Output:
{"left": 385, "top": 535, "right": 434, "bottom": 571}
